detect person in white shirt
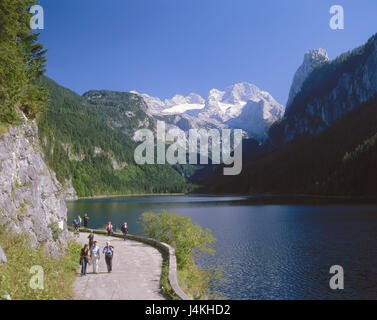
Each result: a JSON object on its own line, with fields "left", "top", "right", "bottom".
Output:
{"left": 121, "top": 222, "right": 128, "bottom": 241}
{"left": 89, "top": 241, "right": 100, "bottom": 274}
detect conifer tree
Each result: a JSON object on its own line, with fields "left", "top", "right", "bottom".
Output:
{"left": 0, "top": 0, "right": 48, "bottom": 124}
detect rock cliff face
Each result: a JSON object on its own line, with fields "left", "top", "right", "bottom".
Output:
{"left": 273, "top": 34, "right": 377, "bottom": 144}
{"left": 286, "top": 48, "right": 329, "bottom": 112}
{"left": 0, "top": 120, "right": 68, "bottom": 253}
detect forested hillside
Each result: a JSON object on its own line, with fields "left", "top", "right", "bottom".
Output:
{"left": 270, "top": 33, "right": 377, "bottom": 145}
{"left": 38, "top": 77, "right": 194, "bottom": 197}
{"left": 321, "top": 132, "right": 377, "bottom": 196}
{"left": 82, "top": 90, "right": 155, "bottom": 138}
{"left": 287, "top": 33, "right": 377, "bottom": 117}
{"left": 201, "top": 94, "right": 377, "bottom": 196}
{"left": 200, "top": 34, "right": 377, "bottom": 197}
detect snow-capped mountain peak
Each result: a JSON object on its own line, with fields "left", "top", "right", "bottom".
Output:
{"left": 134, "top": 82, "right": 284, "bottom": 142}
{"left": 199, "top": 82, "right": 283, "bottom": 124}
{"left": 222, "top": 82, "right": 260, "bottom": 104}
{"left": 186, "top": 93, "right": 205, "bottom": 104}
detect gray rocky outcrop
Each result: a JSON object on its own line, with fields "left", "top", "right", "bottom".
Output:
{"left": 0, "top": 244, "right": 6, "bottom": 264}
{"left": 0, "top": 120, "right": 68, "bottom": 253}
{"left": 278, "top": 36, "right": 377, "bottom": 144}
{"left": 286, "top": 48, "right": 329, "bottom": 112}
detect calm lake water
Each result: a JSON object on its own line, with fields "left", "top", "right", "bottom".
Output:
{"left": 67, "top": 195, "right": 377, "bottom": 300}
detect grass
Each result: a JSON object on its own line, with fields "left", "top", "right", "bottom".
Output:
{"left": 177, "top": 265, "right": 226, "bottom": 300}
{"left": 0, "top": 227, "right": 81, "bottom": 300}
{"left": 160, "top": 258, "right": 213, "bottom": 300}
{"left": 0, "top": 122, "right": 9, "bottom": 136}
{"left": 159, "top": 252, "right": 180, "bottom": 300}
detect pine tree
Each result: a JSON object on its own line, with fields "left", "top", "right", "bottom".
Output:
{"left": 0, "top": 0, "right": 48, "bottom": 124}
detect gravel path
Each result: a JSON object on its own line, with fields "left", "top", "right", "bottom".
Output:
{"left": 73, "top": 233, "right": 165, "bottom": 300}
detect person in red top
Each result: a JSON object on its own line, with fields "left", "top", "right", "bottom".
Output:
{"left": 106, "top": 221, "right": 113, "bottom": 236}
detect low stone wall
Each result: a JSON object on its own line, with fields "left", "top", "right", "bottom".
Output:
{"left": 78, "top": 229, "right": 190, "bottom": 300}
{"left": 0, "top": 245, "right": 7, "bottom": 265}
{"left": 0, "top": 245, "right": 11, "bottom": 300}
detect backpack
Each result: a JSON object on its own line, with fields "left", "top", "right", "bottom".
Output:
{"left": 104, "top": 246, "right": 113, "bottom": 257}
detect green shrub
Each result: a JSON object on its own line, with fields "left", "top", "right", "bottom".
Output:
{"left": 140, "top": 210, "right": 225, "bottom": 299}
{"left": 48, "top": 221, "right": 62, "bottom": 242}
{"left": 0, "top": 227, "right": 81, "bottom": 300}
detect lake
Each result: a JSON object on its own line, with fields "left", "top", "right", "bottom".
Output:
{"left": 67, "top": 195, "right": 377, "bottom": 300}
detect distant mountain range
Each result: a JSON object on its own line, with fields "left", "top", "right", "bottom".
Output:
{"left": 38, "top": 77, "right": 196, "bottom": 198}
{"left": 202, "top": 33, "right": 377, "bottom": 196}
{"left": 134, "top": 82, "right": 285, "bottom": 142}
{"left": 37, "top": 32, "right": 377, "bottom": 198}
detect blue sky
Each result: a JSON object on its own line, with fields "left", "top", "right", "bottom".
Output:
{"left": 39, "top": 0, "right": 377, "bottom": 105}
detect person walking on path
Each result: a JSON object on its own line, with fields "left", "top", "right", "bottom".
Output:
{"left": 121, "top": 222, "right": 128, "bottom": 241}
{"left": 73, "top": 219, "right": 80, "bottom": 237}
{"left": 88, "top": 230, "right": 94, "bottom": 249}
{"left": 106, "top": 221, "right": 113, "bottom": 236}
{"left": 103, "top": 242, "right": 114, "bottom": 273}
{"left": 78, "top": 215, "right": 82, "bottom": 228}
{"left": 80, "top": 244, "right": 89, "bottom": 276}
{"left": 90, "top": 241, "right": 100, "bottom": 274}
{"left": 83, "top": 213, "right": 89, "bottom": 228}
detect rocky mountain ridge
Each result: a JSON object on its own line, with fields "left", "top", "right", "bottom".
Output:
{"left": 135, "top": 82, "right": 285, "bottom": 142}
{"left": 272, "top": 34, "right": 377, "bottom": 145}
{"left": 286, "top": 48, "right": 329, "bottom": 112}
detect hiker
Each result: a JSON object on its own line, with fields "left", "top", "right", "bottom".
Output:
{"left": 83, "top": 213, "right": 89, "bottom": 228}
{"left": 77, "top": 215, "right": 82, "bottom": 227}
{"left": 106, "top": 221, "right": 113, "bottom": 236}
{"left": 73, "top": 219, "right": 80, "bottom": 232}
{"left": 103, "top": 242, "right": 114, "bottom": 273}
{"left": 121, "top": 222, "right": 128, "bottom": 241}
{"left": 80, "top": 244, "right": 89, "bottom": 276}
{"left": 90, "top": 241, "right": 100, "bottom": 274}
{"left": 88, "top": 230, "right": 94, "bottom": 249}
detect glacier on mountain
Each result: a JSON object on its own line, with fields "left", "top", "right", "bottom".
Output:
{"left": 134, "top": 82, "right": 284, "bottom": 142}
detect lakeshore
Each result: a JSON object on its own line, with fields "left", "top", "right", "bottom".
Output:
{"left": 68, "top": 194, "right": 377, "bottom": 299}
{"left": 75, "top": 193, "right": 186, "bottom": 200}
